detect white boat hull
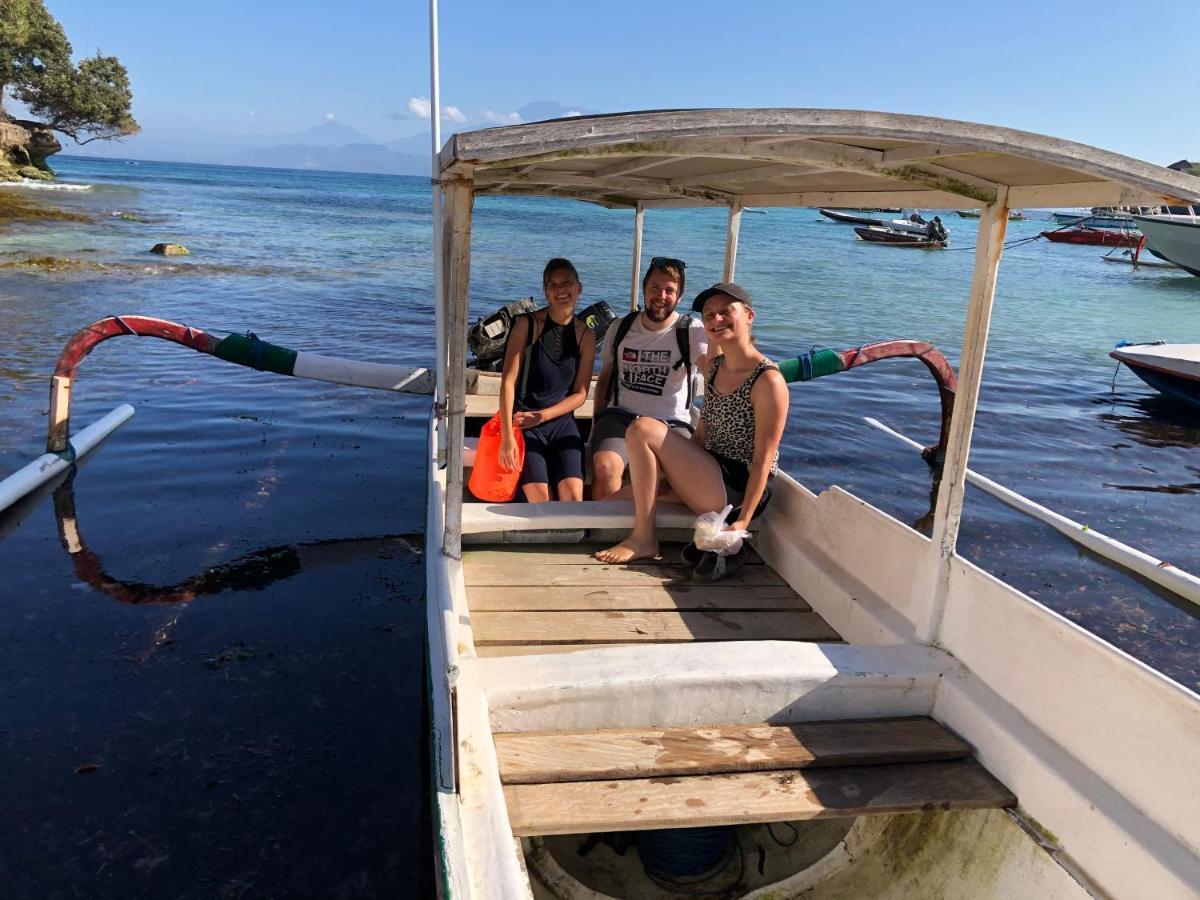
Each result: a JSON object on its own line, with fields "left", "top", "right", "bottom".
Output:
{"left": 1131, "top": 214, "right": 1200, "bottom": 276}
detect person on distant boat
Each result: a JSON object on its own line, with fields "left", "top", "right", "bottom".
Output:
{"left": 595, "top": 283, "right": 787, "bottom": 567}
{"left": 588, "top": 257, "right": 709, "bottom": 500}
{"left": 497, "top": 258, "right": 597, "bottom": 502}
{"left": 925, "top": 216, "right": 947, "bottom": 243}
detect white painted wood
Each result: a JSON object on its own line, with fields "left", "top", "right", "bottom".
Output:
{"left": 630, "top": 203, "right": 643, "bottom": 311}
{"left": 443, "top": 179, "right": 472, "bottom": 559}
{"left": 723, "top": 203, "right": 742, "bottom": 281}
{"left": 867, "top": 417, "right": 1200, "bottom": 607}
{"left": 880, "top": 143, "right": 981, "bottom": 164}
{"left": 593, "top": 156, "right": 674, "bottom": 178}
{"left": 480, "top": 642, "right": 951, "bottom": 733}
{"left": 915, "top": 192, "right": 1009, "bottom": 642}
{"left": 668, "top": 162, "right": 819, "bottom": 187}
{"left": 460, "top": 499, "right": 700, "bottom": 535}
{"left": 475, "top": 170, "right": 735, "bottom": 205}
{"left": 0, "top": 405, "right": 135, "bottom": 514}
{"left": 291, "top": 354, "right": 434, "bottom": 394}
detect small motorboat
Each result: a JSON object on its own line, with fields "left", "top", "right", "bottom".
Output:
{"left": 820, "top": 208, "right": 886, "bottom": 226}
{"left": 854, "top": 225, "right": 946, "bottom": 248}
{"left": 1131, "top": 211, "right": 1200, "bottom": 276}
{"left": 1110, "top": 341, "right": 1200, "bottom": 407}
{"left": 1041, "top": 226, "right": 1142, "bottom": 247}
{"left": 956, "top": 209, "right": 1026, "bottom": 220}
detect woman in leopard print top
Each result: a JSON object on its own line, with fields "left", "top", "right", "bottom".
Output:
{"left": 596, "top": 282, "right": 788, "bottom": 565}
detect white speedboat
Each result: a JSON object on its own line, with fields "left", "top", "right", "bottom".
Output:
{"left": 1131, "top": 211, "right": 1200, "bottom": 276}
{"left": 1111, "top": 341, "right": 1200, "bottom": 407}
{"left": 424, "top": 108, "right": 1200, "bottom": 899}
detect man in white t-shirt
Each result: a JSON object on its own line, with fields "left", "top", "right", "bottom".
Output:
{"left": 590, "top": 257, "right": 708, "bottom": 500}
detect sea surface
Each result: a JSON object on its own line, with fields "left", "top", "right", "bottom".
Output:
{"left": 1, "top": 156, "right": 1197, "bottom": 898}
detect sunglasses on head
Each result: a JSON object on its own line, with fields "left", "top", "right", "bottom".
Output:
{"left": 649, "top": 256, "right": 686, "bottom": 270}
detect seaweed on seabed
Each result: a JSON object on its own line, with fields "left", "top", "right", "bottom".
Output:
{"left": 0, "top": 190, "right": 90, "bottom": 227}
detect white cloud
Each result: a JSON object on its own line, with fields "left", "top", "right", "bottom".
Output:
{"left": 324, "top": 112, "right": 336, "bottom": 122}
{"left": 562, "top": 110, "right": 583, "bottom": 118}
{"left": 483, "top": 110, "right": 522, "bottom": 125}
{"left": 408, "top": 96, "right": 432, "bottom": 118}
{"left": 443, "top": 105, "right": 468, "bottom": 124}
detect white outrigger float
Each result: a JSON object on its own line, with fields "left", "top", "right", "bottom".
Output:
{"left": 425, "top": 108, "right": 1200, "bottom": 898}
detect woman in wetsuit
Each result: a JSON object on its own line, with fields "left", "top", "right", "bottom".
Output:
{"left": 498, "top": 258, "right": 597, "bottom": 502}
{"left": 595, "top": 282, "right": 787, "bottom": 566}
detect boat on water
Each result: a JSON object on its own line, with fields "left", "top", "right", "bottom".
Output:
{"left": 1130, "top": 210, "right": 1200, "bottom": 275}
{"left": 421, "top": 108, "right": 1200, "bottom": 899}
{"left": 1110, "top": 341, "right": 1200, "bottom": 407}
{"left": 957, "top": 209, "right": 1025, "bottom": 220}
{"left": 854, "top": 225, "right": 946, "bottom": 248}
{"left": 821, "top": 208, "right": 945, "bottom": 236}
{"left": 1041, "top": 225, "right": 1143, "bottom": 246}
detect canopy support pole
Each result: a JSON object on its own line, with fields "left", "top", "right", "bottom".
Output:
{"left": 723, "top": 202, "right": 743, "bottom": 281}
{"left": 630, "top": 202, "right": 644, "bottom": 311}
{"left": 429, "top": 0, "right": 446, "bottom": 456}
{"left": 915, "top": 189, "right": 1009, "bottom": 642}
{"left": 442, "top": 178, "right": 473, "bottom": 559}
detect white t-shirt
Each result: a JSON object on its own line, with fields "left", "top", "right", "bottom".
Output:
{"left": 606, "top": 313, "right": 708, "bottom": 423}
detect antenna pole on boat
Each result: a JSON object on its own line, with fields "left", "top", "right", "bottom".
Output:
{"left": 918, "top": 191, "right": 1010, "bottom": 640}
{"left": 629, "top": 202, "right": 644, "bottom": 311}
{"left": 429, "top": 0, "right": 447, "bottom": 434}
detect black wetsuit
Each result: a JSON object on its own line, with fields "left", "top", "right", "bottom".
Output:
{"left": 515, "top": 315, "right": 584, "bottom": 488}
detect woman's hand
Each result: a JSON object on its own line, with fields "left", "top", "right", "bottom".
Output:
{"left": 726, "top": 518, "right": 750, "bottom": 534}
{"left": 498, "top": 433, "right": 521, "bottom": 472}
{"left": 513, "top": 410, "right": 544, "bottom": 430}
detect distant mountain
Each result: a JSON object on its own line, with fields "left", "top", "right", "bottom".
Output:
{"left": 293, "top": 121, "right": 379, "bottom": 146}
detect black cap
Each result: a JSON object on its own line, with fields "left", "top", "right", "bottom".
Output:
{"left": 692, "top": 282, "right": 754, "bottom": 312}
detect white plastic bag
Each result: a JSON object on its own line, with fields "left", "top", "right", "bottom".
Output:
{"left": 692, "top": 505, "right": 751, "bottom": 557}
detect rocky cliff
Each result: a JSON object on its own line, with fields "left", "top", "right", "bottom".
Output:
{"left": 0, "top": 120, "right": 62, "bottom": 181}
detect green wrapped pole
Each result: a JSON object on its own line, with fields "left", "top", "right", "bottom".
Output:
{"left": 778, "top": 348, "right": 846, "bottom": 383}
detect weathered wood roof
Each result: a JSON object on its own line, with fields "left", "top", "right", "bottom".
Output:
{"left": 439, "top": 108, "right": 1200, "bottom": 210}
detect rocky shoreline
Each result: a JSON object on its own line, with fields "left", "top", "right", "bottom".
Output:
{"left": 0, "top": 120, "right": 61, "bottom": 182}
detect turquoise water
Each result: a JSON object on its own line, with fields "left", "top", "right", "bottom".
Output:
{"left": 0, "top": 156, "right": 1197, "bottom": 896}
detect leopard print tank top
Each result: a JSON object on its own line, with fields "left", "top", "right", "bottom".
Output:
{"left": 701, "top": 355, "right": 779, "bottom": 474}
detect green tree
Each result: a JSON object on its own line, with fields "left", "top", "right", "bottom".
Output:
{"left": 0, "top": 0, "right": 138, "bottom": 143}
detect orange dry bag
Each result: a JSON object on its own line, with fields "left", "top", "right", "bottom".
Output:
{"left": 469, "top": 413, "right": 524, "bottom": 502}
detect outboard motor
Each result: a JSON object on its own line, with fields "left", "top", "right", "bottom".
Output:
{"left": 577, "top": 300, "right": 617, "bottom": 355}
{"left": 468, "top": 297, "right": 538, "bottom": 370}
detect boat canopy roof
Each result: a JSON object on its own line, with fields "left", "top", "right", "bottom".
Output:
{"left": 439, "top": 109, "right": 1200, "bottom": 210}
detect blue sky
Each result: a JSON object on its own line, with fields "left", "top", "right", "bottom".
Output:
{"left": 43, "top": 0, "right": 1200, "bottom": 163}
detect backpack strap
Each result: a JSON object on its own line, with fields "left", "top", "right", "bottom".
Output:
{"left": 607, "top": 310, "right": 641, "bottom": 407}
{"left": 673, "top": 314, "right": 695, "bottom": 408}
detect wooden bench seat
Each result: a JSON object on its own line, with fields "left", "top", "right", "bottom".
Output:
{"left": 496, "top": 717, "right": 1015, "bottom": 836}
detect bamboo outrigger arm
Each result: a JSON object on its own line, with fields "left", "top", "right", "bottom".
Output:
{"left": 47, "top": 315, "right": 435, "bottom": 453}
{"left": 779, "top": 339, "right": 957, "bottom": 467}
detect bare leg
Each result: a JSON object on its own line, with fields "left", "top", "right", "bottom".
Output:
{"left": 591, "top": 449, "right": 625, "bottom": 501}
{"left": 522, "top": 483, "right": 550, "bottom": 503}
{"left": 594, "top": 420, "right": 726, "bottom": 563}
{"left": 556, "top": 477, "right": 583, "bottom": 501}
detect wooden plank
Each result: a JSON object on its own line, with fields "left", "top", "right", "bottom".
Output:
{"left": 465, "top": 584, "right": 804, "bottom": 612}
{"left": 471, "top": 610, "right": 840, "bottom": 644}
{"left": 466, "top": 392, "right": 595, "bottom": 420}
{"left": 462, "top": 545, "right": 763, "bottom": 566}
{"left": 495, "top": 718, "right": 970, "bottom": 784}
{"left": 464, "top": 563, "right": 786, "bottom": 587}
{"left": 504, "top": 759, "right": 1016, "bottom": 835}
{"left": 476, "top": 643, "right": 633, "bottom": 657}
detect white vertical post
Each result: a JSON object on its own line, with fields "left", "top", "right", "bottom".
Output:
{"left": 916, "top": 191, "right": 1009, "bottom": 642}
{"left": 442, "top": 179, "right": 473, "bottom": 559}
{"left": 629, "top": 202, "right": 644, "bottom": 311}
{"left": 723, "top": 202, "right": 743, "bottom": 282}
{"left": 429, "top": 0, "right": 447, "bottom": 453}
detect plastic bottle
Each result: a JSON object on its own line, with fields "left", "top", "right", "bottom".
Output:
{"left": 468, "top": 412, "right": 524, "bottom": 502}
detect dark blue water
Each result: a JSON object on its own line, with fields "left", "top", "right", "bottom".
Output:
{"left": 0, "top": 157, "right": 1197, "bottom": 897}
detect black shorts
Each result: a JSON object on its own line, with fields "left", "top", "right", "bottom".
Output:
{"left": 519, "top": 414, "right": 584, "bottom": 487}
{"left": 710, "top": 451, "right": 773, "bottom": 520}
{"left": 589, "top": 407, "right": 693, "bottom": 465}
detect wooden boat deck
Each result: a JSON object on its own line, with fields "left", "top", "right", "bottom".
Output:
{"left": 463, "top": 542, "right": 839, "bottom": 656}
{"left": 465, "top": 543, "right": 1015, "bottom": 836}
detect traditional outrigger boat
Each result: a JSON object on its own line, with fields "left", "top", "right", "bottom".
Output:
{"left": 424, "top": 107, "right": 1200, "bottom": 898}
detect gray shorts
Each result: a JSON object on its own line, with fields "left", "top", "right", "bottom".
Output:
{"left": 589, "top": 407, "right": 694, "bottom": 466}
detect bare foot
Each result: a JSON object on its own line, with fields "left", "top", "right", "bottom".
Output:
{"left": 594, "top": 537, "right": 659, "bottom": 564}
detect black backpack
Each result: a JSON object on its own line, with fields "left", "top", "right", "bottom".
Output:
{"left": 468, "top": 297, "right": 538, "bottom": 369}
{"left": 607, "top": 311, "right": 696, "bottom": 408}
